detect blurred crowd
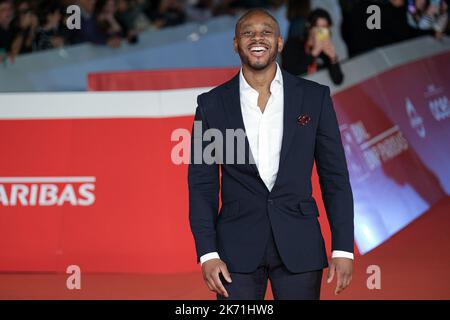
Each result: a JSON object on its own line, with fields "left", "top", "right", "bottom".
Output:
{"left": 0, "top": 0, "right": 449, "bottom": 81}
{"left": 0, "top": 0, "right": 284, "bottom": 60}
{"left": 282, "top": 0, "right": 449, "bottom": 84}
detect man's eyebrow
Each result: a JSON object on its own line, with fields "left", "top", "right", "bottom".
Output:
{"left": 262, "top": 23, "right": 275, "bottom": 29}
{"left": 240, "top": 22, "right": 276, "bottom": 30}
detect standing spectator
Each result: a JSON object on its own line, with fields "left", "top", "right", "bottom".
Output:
{"left": 408, "top": 0, "right": 449, "bottom": 39}
{"left": 151, "top": 0, "right": 186, "bottom": 28}
{"left": 116, "top": 0, "right": 150, "bottom": 43}
{"left": 339, "top": 0, "right": 358, "bottom": 49}
{"left": 282, "top": 8, "right": 344, "bottom": 85}
{"left": 94, "top": 0, "right": 124, "bottom": 47}
{"left": 379, "top": 0, "right": 415, "bottom": 47}
{"left": 344, "top": 0, "right": 386, "bottom": 57}
{"left": 286, "top": 0, "right": 310, "bottom": 40}
{"left": 68, "top": 0, "right": 123, "bottom": 48}
{"left": 343, "top": 0, "right": 416, "bottom": 58}
{"left": 0, "top": 0, "right": 14, "bottom": 60}
{"left": 10, "top": 1, "right": 39, "bottom": 58}
{"left": 68, "top": 0, "right": 101, "bottom": 44}
{"left": 33, "top": 2, "right": 65, "bottom": 51}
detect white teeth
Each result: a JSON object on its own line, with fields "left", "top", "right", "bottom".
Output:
{"left": 250, "top": 46, "right": 267, "bottom": 52}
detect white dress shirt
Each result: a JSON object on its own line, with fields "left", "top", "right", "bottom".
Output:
{"left": 200, "top": 63, "right": 353, "bottom": 265}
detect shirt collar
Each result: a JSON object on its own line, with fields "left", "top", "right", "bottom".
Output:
{"left": 239, "top": 62, "right": 283, "bottom": 94}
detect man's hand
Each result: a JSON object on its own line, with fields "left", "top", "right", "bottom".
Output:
{"left": 202, "top": 258, "right": 232, "bottom": 298}
{"left": 327, "top": 257, "right": 353, "bottom": 295}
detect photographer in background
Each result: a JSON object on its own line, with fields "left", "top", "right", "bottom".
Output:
{"left": 282, "top": 8, "right": 344, "bottom": 85}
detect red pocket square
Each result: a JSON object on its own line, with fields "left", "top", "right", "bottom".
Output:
{"left": 297, "top": 115, "right": 311, "bottom": 126}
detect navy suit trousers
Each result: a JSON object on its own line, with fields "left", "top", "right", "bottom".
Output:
{"left": 217, "top": 227, "right": 323, "bottom": 300}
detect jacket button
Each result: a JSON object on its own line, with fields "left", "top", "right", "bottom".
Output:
{"left": 267, "top": 199, "right": 273, "bottom": 204}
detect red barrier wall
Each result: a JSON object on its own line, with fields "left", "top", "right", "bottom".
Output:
{"left": 1, "top": 52, "right": 449, "bottom": 273}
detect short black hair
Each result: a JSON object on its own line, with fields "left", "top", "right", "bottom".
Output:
{"left": 307, "top": 8, "right": 333, "bottom": 28}
{"left": 235, "top": 8, "right": 280, "bottom": 36}
{"left": 37, "top": 1, "right": 62, "bottom": 25}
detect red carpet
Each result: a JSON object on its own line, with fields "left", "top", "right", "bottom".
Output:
{"left": 1, "top": 196, "right": 449, "bottom": 300}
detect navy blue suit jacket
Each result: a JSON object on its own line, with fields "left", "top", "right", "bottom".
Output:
{"left": 188, "top": 68, "right": 354, "bottom": 273}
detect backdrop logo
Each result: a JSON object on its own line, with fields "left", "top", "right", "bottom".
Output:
{"left": 0, "top": 176, "right": 96, "bottom": 207}
{"left": 405, "top": 98, "right": 426, "bottom": 138}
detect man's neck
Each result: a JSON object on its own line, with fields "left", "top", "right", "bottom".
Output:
{"left": 242, "top": 62, "right": 277, "bottom": 93}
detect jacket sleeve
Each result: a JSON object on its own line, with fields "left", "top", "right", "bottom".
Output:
{"left": 188, "top": 95, "right": 220, "bottom": 263}
{"left": 314, "top": 86, "right": 354, "bottom": 253}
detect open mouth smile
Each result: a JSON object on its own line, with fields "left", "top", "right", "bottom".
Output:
{"left": 249, "top": 45, "right": 269, "bottom": 57}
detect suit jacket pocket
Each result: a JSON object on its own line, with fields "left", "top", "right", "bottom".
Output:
{"left": 298, "top": 199, "right": 320, "bottom": 217}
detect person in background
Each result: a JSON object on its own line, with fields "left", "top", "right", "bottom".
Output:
{"left": 407, "top": 0, "right": 449, "bottom": 39}
{"left": 9, "top": 1, "right": 39, "bottom": 58}
{"left": 0, "top": 0, "right": 14, "bottom": 61}
{"left": 68, "top": 0, "right": 121, "bottom": 48}
{"left": 185, "top": 0, "right": 214, "bottom": 23}
{"left": 94, "top": 0, "right": 124, "bottom": 47}
{"left": 339, "top": 0, "right": 359, "bottom": 53}
{"left": 379, "top": 0, "right": 415, "bottom": 46}
{"left": 343, "top": 0, "right": 418, "bottom": 58}
{"left": 68, "top": 0, "right": 100, "bottom": 44}
{"left": 116, "top": 0, "right": 150, "bottom": 43}
{"left": 282, "top": 8, "right": 344, "bottom": 85}
{"left": 151, "top": 0, "right": 186, "bottom": 28}
{"left": 33, "top": 2, "right": 65, "bottom": 51}
{"left": 285, "top": 0, "right": 310, "bottom": 40}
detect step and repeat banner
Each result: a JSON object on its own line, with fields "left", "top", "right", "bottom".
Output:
{"left": 0, "top": 45, "right": 449, "bottom": 273}
{"left": 332, "top": 51, "right": 450, "bottom": 253}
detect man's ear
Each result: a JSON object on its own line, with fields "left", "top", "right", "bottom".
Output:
{"left": 277, "top": 36, "right": 284, "bottom": 53}
{"left": 233, "top": 37, "right": 238, "bottom": 53}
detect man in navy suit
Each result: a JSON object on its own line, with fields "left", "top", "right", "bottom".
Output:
{"left": 188, "top": 8, "right": 354, "bottom": 300}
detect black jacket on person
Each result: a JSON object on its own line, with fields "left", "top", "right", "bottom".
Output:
{"left": 343, "top": 1, "right": 416, "bottom": 58}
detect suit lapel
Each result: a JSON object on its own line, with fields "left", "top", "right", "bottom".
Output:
{"left": 221, "top": 73, "right": 259, "bottom": 175}
{"left": 279, "top": 70, "right": 304, "bottom": 165}
{"left": 271, "top": 70, "right": 305, "bottom": 192}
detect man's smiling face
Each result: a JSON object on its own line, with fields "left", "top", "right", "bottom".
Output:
{"left": 233, "top": 11, "right": 283, "bottom": 71}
